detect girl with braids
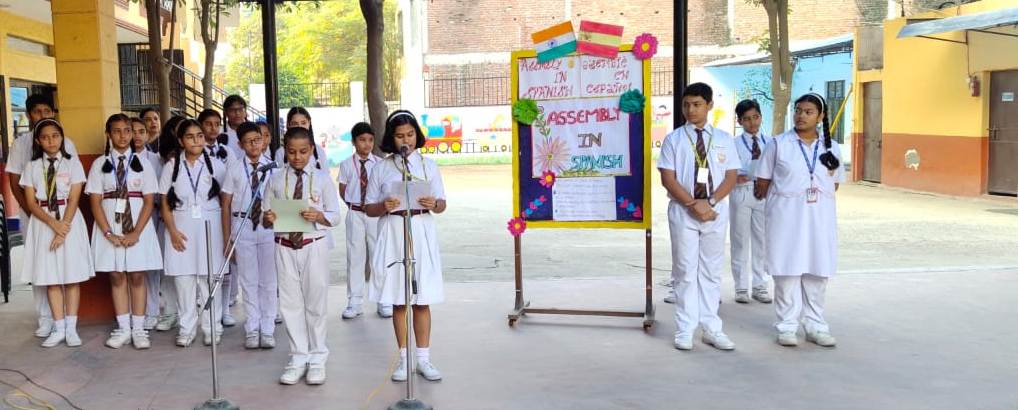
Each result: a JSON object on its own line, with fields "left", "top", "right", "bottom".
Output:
{"left": 262, "top": 127, "right": 341, "bottom": 385}
{"left": 365, "top": 110, "right": 448, "bottom": 382}
{"left": 274, "top": 106, "right": 329, "bottom": 167}
{"left": 20, "top": 119, "right": 93, "bottom": 348}
{"left": 755, "top": 92, "right": 844, "bottom": 348}
{"left": 199, "top": 108, "right": 241, "bottom": 328}
{"left": 148, "top": 115, "right": 186, "bottom": 333}
{"left": 86, "top": 114, "right": 163, "bottom": 349}
{"left": 159, "top": 118, "right": 228, "bottom": 348}
{"left": 132, "top": 116, "right": 167, "bottom": 331}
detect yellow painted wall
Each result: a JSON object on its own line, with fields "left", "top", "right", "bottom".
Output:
{"left": 0, "top": 10, "right": 58, "bottom": 144}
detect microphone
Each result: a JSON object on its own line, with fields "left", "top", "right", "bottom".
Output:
{"left": 257, "top": 162, "right": 278, "bottom": 173}
{"left": 399, "top": 144, "right": 411, "bottom": 158}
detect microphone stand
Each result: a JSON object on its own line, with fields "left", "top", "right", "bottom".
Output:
{"left": 195, "top": 165, "right": 271, "bottom": 410}
{"left": 388, "top": 150, "right": 431, "bottom": 410}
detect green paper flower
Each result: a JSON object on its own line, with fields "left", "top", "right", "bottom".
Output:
{"left": 619, "top": 89, "right": 646, "bottom": 114}
{"left": 513, "top": 99, "right": 539, "bottom": 125}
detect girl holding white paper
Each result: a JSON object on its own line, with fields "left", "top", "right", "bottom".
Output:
{"left": 262, "top": 126, "right": 341, "bottom": 386}
{"left": 364, "top": 110, "right": 447, "bottom": 383}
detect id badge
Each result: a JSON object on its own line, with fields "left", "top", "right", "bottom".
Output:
{"left": 806, "top": 186, "right": 819, "bottom": 204}
{"left": 115, "top": 199, "right": 127, "bottom": 213}
{"left": 696, "top": 167, "right": 710, "bottom": 184}
{"left": 191, "top": 203, "right": 202, "bottom": 219}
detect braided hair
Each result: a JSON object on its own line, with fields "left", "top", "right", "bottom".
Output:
{"left": 102, "top": 113, "right": 144, "bottom": 174}
{"left": 166, "top": 119, "right": 222, "bottom": 209}
{"left": 29, "top": 119, "right": 72, "bottom": 161}
{"left": 158, "top": 116, "right": 187, "bottom": 163}
{"left": 794, "top": 93, "right": 840, "bottom": 171}
{"left": 282, "top": 126, "right": 321, "bottom": 169}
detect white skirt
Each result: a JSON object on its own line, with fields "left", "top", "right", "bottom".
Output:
{"left": 23, "top": 207, "right": 95, "bottom": 286}
{"left": 368, "top": 213, "right": 445, "bottom": 305}
{"left": 765, "top": 192, "right": 839, "bottom": 277}
{"left": 91, "top": 198, "right": 163, "bottom": 272}
{"left": 162, "top": 209, "right": 225, "bottom": 277}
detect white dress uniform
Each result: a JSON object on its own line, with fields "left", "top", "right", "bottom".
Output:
{"left": 337, "top": 153, "right": 382, "bottom": 308}
{"left": 207, "top": 143, "right": 242, "bottom": 316}
{"left": 224, "top": 125, "right": 244, "bottom": 158}
{"left": 729, "top": 131, "right": 771, "bottom": 293}
{"left": 159, "top": 154, "right": 227, "bottom": 339}
{"left": 658, "top": 123, "right": 741, "bottom": 339}
{"left": 8, "top": 132, "right": 79, "bottom": 323}
{"left": 755, "top": 130, "right": 845, "bottom": 334}
{"left": 19, "top": 155, "right": 94, "bottom": 286}
{"left": 366, "top": 152, "right": 446, "bottom": 306}
{"left": 222, "top": 154, "right": 278, "bottom": 335}
{"left": 84, "top": 150, "right": 163, "bottom": 273}
{"left": 138, "top": 150, "right": 173, "bottom": 321}
{"left": 274, "top": 144, "right": 334, "bottom": 250}
{"left": 264, "top": 164, "right": 341, "bottom": 367}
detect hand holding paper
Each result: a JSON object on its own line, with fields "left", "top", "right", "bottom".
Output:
{"left": 271, "top": 199, "right": 315, "bottom": 233}
{"left": 382, "top": 180, "right": 433, "bottom": 212}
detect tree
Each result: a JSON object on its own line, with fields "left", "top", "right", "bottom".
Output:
{"left": 360, "top": 0, "right": 388, "bottom": 138}
{"left": 198, "top": 0, "right": 231, "bottom": 108}
{"left": 749, "top": 0, "right": 794, "bottom": 135}
{"left": 145, "top": 0, "right": 172, "bottom": 120}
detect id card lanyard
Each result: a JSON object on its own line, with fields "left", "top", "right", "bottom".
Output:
{"left": 184, "top": 157, "right": 206, "bottom": 218}
{"left": 798, "top": 139, "right": 820, "bottom": 204}
{"left": 683, "top": 125, "right": 713, "bottom": 186}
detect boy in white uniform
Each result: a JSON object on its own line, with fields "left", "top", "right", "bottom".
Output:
{"left": 337, "top": 122, "right": 391, "bottom": 319}
{"left": 199, "top": 108, "right": 240, "bottom": 328}
{"left": 658, "top": 83, "right": 741, "bottom": 351}
{"left": 729, "top": 99, "right": 772, "bottom": 304}
{"left": 5, "top": 95, "right": 77, "bottom": 338}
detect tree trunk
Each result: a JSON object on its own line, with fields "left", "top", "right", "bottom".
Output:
{"left": 146, "top": 0, "right": 171, "bottom": 121}
{"left": 199, "top": 0, "right": 220, "bottom": 109}
{"left": 360, "top": 0, "right": 388, "bottom": 149}
{"left": 763, "top": 0, "right": 793, "bottom": 136}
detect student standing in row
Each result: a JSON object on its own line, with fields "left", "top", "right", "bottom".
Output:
{"left": 755, "top": 93, "right": 844, "bottom": 348}
{"left": 87, "top": 114, "right": 163, "bottom": 349}
{"left": 153, "top": 116, "right": 187, "bottom": 333}
{"left": 199, "top": 108, "right": 240, "bottom": 328}
{"left": 20, "top": 119, "right": 94, "bottom": 348}
{"left": 222, "top": 95, "right": 248, "bottom": 156}
{"left": 160, "top": 119, "right": 228, "bottom": 347}
{"left": 337, "top": 122, "right": 391, "bottom": 319}
{"left": 132, "top": 117, "right": 166, "bottom": 330}
{"left": 263, "top": 127, "right": 341, "bottom": 385}
{"left": 222, "top": 122, "right": 278, "bottom": 350}
{"left": 365, "top": 110, "right": 447, "bottom": 382}
{"left": 730, "top": 99, "right": 773, "bottom": 304}
{"left": 658, "top": 83, "right": 741, "bottom": 351}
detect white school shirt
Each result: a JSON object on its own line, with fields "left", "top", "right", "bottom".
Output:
{"left": 207, "top": 142, "right": 239, "bottom": 169}
{"left": 7, "top": 131, "right": 79, "bottom": 175}
{"left": 222, "top": 153, "right": 275, "bottom": 214}
{"left": 734, "top": 131, "right": 771, "bottom": 183}
{"left": 84, "top": 150, "right": 160, "bottom": 200}
{"left": 20, "top": 154, "right": 86, "bottom": 202}
{"left": 224, "top": 125, "right": 244, "bottom": 158}
{"left": 657, "top": 123, "right": 742, "bottom": 202}
{"left": 365, "top": 152, "right": 447, "bottom": 205}
{"left": 337, "top": 153, "right": 382, "bottom": 206}
{"left": 755, "top": 130, "right": 846, "bottom": 197}
{"left": 159, "top": 154, "right": 226, "bottom": 212}
{"left": 263, "top": 165, "right": 342, "bottom": 239}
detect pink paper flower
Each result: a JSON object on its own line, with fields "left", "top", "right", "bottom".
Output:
{"left": 539, "top": 170, "right": 557, "bottom": 188}
{"left": 507, "top": 217, "right": 527, "bottom": 236}
{"left": 633, "top": 33, "right": 658, "bottom": 60}
{"left": 534, "top": 136, "right": 571, "bottom": 175}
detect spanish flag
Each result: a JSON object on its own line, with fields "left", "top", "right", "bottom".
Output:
{"left": 532, "top": 22, "right": 577, "bottom": 63}
{"left": 577, "top": 20, "right": 624, "bottom": 59}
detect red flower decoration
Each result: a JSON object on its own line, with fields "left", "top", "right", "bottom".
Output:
{"left": 539, "top": 170, "right": 557, "bottom": 188}
{"left": 632, "top": 33, "right": 658, "bottom": 60}
{"left": 507, "top": 217, "right": 527, "bottom": 236}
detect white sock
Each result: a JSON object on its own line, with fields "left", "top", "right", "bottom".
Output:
{"left": 131, "top": 315, "right": 146, "bottom": 331}
{"left": 399, "top": 348, "right": 407, "bottom": 359}
{"left": 52, "top": 319, "right": 66, "bottom": 334}
{"left": 116, "top": 314, "right": 130, "bottom": 330}
{"left": 65, "top": 316, "right": 78, "bottom": 333}
{"left": 416, "top": 347, "right": 430, "bottom": 363}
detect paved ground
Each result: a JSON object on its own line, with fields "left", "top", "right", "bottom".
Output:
{"left": 2, "top": 164, "right": 1017, "bottom": 409}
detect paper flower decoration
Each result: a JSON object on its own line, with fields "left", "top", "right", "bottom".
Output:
{"left": 619, "top": 89, "right": 646, "bottom": 113}
{"left": 535, "top": 136, "right": 571, "bottom": 174}
{"left": 617, "top": 196, "right": 643, "bottom": 219}
{"left": 520, "top": 195, "right": 548, "bottom": 219}
{"left": 507, "top": 217, "right": 527, "bottom": 236}
{"left": 539, "top": 170, "right": 557, "bottom": 188}
{"left": 633, "top": 33, "right": 658, "bottom": 60}
{"left": 513, "top": 99, "right": 540, "bottom": 125}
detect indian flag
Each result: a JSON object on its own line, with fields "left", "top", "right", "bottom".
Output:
{"left": 532, "top": 22, "right": 577, "bottom": 63}
{"left": 577, "top": 20, "right": 624, "bottom": 59}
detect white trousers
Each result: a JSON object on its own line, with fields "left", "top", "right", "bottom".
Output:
{"left": 145, "top": 270, "right": 161, "bottom": 317}
{"left": 160, "top": 272, "right": 178, "bottom": 316}
{"left": 345, "top": 210, "right": 377, "bottom": 307}
{"left": 276, "top": 239, "right": 330, "bottom": 366}
{"left": 729, "top": 185, "right": 769, "bottom": 291}
{"left": 668, "top": 201, "right": 727, "bottom": 337}
{"left": 35, "top": 286, "right": 52, "bottom": 323}
{"left": 774, "top": 275, "right": 829, "bottom": 334}
{"left": 237, "top": 237, "right": 277, "bottom": 334}
{"left": 220, "top": 268, "right": 234, "bottom": 315}
{"left": 174, "top": 275, "right": 223, "bottom": 337}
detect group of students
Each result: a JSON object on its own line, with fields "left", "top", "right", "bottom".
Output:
{"left": 659, "top": 83, "right": 844, "bottom": 351}
{"left": 8, "top": 94, "right": 448, "bottom": 386}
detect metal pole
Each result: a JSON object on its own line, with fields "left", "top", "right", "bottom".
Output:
{"left": 673, "top": 0, "right": 689, "bottom": 128}
{"left": 261, "top": 0, "right": 281, "bottom": 154}
{"left": 195, "top": 223, "right": 237, "bottom": 410}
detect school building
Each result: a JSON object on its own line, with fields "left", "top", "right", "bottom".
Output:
{"left": 852, "top": 0, "right": 1018, "bottom": 197}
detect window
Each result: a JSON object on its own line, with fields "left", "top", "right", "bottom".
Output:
{"left": 6, "top": 36, "right": 52, "bottom": 57}
{"left": 826, "top": 80, "right": 846, "bottom": 144}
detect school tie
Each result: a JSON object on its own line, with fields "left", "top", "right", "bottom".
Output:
{"left": 289, "top": 169, "right": 304, "bottom": 245}
{"left": 693, "top": 129, "right": 713, "bottom": 200}
{"left": 751, "top": 135, "right": 761, "bottom": 160}
{"left": 249, "top": 161, "right": 262, "bottom": 231}
{"left": 115, "top": 155, "right": 135, "bottom": 233}
{"left": 358, "top": 158, "right": 369, "bottom": 206}
{"left": 45, "top": 158, "right": 61, "bottom": 220}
